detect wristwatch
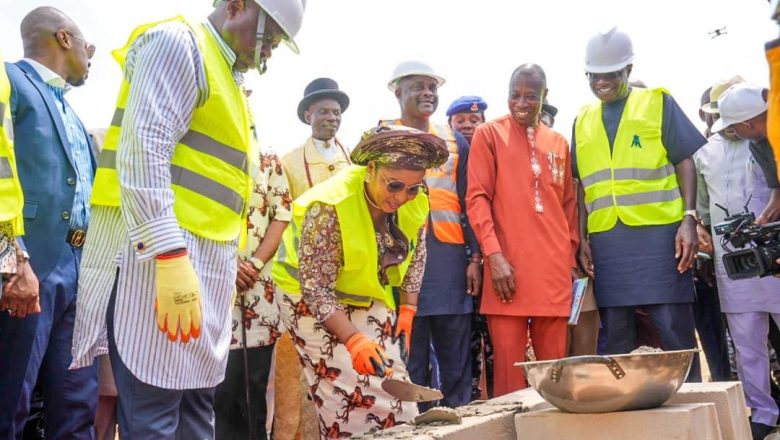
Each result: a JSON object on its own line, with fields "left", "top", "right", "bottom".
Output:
{"left": 248, "top": 256, "right": 265, "bottom": 272}
{"left": 683, "top": 209, "right": 700, "bottom": 222}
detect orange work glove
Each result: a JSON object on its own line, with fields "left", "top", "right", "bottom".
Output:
{"left": 394, "top": 304, "right": 416, "bottom": 355}
{"left": 345, "top": 333, "right": 393, "bottom": 378}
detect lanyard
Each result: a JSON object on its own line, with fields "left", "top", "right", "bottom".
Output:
{"left": 302, "top": 138, "right": 351, "bottom": 188}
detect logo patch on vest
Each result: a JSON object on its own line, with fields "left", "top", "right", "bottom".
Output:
{"left": 631, "top": 134, "right": 642, "bottom": 148}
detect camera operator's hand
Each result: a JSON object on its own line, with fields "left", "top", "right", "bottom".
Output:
{"left": 675, "top": 217, "right": 699, "bottom": 273}
{"left": 757, "top": 189, "right": 780, "bottom": 225}
{"left": 487, "top": 252, "right": 515, "bottom": 304}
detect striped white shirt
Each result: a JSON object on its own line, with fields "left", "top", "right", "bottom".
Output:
{"left": 71, "top": 20, "right": 246, "bottom": 389}
{"left": 22, "top": 58, "right": 93, "bottom": 230}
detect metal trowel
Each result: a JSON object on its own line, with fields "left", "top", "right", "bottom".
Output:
{"left": 382, "top": 377, "right": 443, "bottom": 402}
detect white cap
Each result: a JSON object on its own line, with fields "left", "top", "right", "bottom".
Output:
{"left": 711, "top": 83, "right": 768, "bottom": 133}
{"left": 700, "top": 75, "right": 745, "bottom": 114}
{"left": 387, "top": 60, "right": 446, "bottom": 92}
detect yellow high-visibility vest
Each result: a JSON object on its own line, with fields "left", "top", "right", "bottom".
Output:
{"left": 0, "top": 50, "right": 24, "bottom": 236}
{"left": 380, "top": 119, "right": 464, "bottom": 244}
{"left": 575, "top": 87, "right": 683, "bottom": 233}
{"left": 272, "top": 165, "right": 429, "bottom": 309}
{"left": 91, "top": 16, "right": 251, "bottom": 242}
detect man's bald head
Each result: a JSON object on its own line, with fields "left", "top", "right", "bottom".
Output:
{"left": 20, "top": 7, "right": 77, "bottom": 57}
{"left": 509, "top": 63, "right": 547, "bottom": 90}
{"left": 19, "top": 6, "right": 92, "bottom": 87}
{"left": 507, "top": 63, "right": 548, "bottom": 127}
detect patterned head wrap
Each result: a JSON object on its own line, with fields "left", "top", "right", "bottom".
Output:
{"left": 350, "top": 125, "right": 449, "bottom": 170}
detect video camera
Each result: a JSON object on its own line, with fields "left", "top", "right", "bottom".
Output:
{"left": 713, "top": 203, "right": 780, "bottom": 280}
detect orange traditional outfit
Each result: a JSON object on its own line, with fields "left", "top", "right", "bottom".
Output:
{"left": 466, "top": 115, "right": 578, "bottom": 396}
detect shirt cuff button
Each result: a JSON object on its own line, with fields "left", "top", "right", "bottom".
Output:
{"left": 137, "top": 242, "right": 145, "bottom": 251}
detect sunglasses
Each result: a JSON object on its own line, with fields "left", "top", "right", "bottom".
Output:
{"left": 54, "top": 30, "right": 96, "bottom": 58}
{"left": 380, "top": 173, "right": 427, "bottom": 196}
{"left": 585, "top": 70, "right": 623, "bottom": 81}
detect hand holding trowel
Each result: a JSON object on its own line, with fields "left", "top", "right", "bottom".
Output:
{"left": 346, "top": 328, "right": 442, "bottom": 402}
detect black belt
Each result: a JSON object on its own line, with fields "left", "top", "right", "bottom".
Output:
{"left": 66, "top": 229, "right": 87, "bottom": 248}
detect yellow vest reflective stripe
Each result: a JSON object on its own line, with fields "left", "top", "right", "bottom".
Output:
{"left": 272, "top": 165, "right": 429, "bottom": 309}
{"left": 379, "top": 119, "right": 464, "bottom": 244}
{"left": 91, "top": 17, "right": 251, "bottom": 242}
{"left": 0, "top": 51, "right": 24, "bottom": 235}
{"left": 575, "top": 87, "right": 683, "bottom": 233}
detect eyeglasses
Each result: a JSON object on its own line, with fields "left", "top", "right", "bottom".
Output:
{"left": 380, "top": 173, "right": 427, "bottom": 196}
{"left": 260, "top": 32, "right": 283, "bottom": 50}
{"left": 585, "top": 70, "right": 623, "bottom": 81}
{"left": 54, "top": 30, "right": 96, "bottom": 58}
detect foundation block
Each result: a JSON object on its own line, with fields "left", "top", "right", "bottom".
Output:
{"left": 514, "top": 403, "right": 722, "bottom": 440}
{"left": 668, "top": 382, "right": 751, "bottom": 440}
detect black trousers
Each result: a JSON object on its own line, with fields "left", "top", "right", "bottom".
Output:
{"left": 214, "top": 345, "right": 275, "bottom": 440}
{"left": 600, "top": 303, "right": 702, "bottom": 382}
{"left": 408, "top": 314, "right": 473, "bottom": 409}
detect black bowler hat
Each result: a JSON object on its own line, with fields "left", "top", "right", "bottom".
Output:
{"left": 542, "top": 102, "right": 558, "bottom": 117}
{"left": 297, "top": 78, "right": 350, "bottom": 124}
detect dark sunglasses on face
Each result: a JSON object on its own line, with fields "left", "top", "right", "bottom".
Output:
{"left": 585, "top": 70, "right": 623, "bottom": 81}
{"left": 381, "top": 174, "right": 427, "bottom": 196}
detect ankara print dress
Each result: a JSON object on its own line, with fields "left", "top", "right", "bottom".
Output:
{"left": 277, "top": 202, "right": 426, "bottom": 437}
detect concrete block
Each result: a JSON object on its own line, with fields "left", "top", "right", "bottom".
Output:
{"left": 490, "top": 387, "right": 553, "bottom": 411}
{"left": 668, "top": 382, "right": 751, "bottom": 440}
{"left": 514, "top": 403, "right": 722, "bottom": 440}
{"left": 353, "top": 388, "right": 544, "bottom": 440}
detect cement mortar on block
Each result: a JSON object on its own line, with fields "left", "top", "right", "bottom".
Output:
{"left": 668, "top": 382, "right": 751, "bottom": 440}
{"left": 514, "top": 403, "right": 722, "bottom": 440}
{"left": 352, "top": 388, "right": 547, "bottom": 440}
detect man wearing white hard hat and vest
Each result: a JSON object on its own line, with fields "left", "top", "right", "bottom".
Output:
{"left": 572, "top": 27, "right": 705, "bottom": 381}
{"left": 381, "top": 61, "right": 482, "bottom": 408}
{"left": 703, "top": 81, "right": 780, "bottom": 439}
{"left": 70, "top": 1, "right": 305, "bottom": 437}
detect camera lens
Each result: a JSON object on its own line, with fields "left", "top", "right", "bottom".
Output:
{"left": 735, "top": 253, "right": 759, "bottom": 272}
{"left": 724, "top": 248, "right": 763, "bottom": 279}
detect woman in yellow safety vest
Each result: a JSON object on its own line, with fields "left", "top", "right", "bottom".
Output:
{"left": 272, "top": 125, "right": 448, "bottom": 435}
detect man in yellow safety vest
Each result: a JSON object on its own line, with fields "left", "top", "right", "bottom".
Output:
{"left": 70, "top": 1, "right": 305, "bottom": 437}
{"left": 573, "top": 27, "right": 705, "bottom": 382}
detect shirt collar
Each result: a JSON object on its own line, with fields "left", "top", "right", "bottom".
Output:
{"left": 312, "top": 138, "right": 335, "bottom": 149}
{"left": 22, "top": 58, "right": 71, "bottom": 93}
{"left": 202, "top": 20, "right": 237, "bottom": 71}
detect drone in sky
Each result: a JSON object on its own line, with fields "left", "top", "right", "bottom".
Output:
{"left": 709, "top": 27, "right": 728, "bottom": 39}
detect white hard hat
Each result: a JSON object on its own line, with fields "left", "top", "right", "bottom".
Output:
{"left": 255, "top": 0, "right": 306, "bottom": 54}
{"left": 387, "top": 60, "right": 446, "bottom": 92}
{"left": 213, "top": 0, "right": 306, "bottom": 54}
{"left": 584, "top": 27, "right": 634, "bottom": 73}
